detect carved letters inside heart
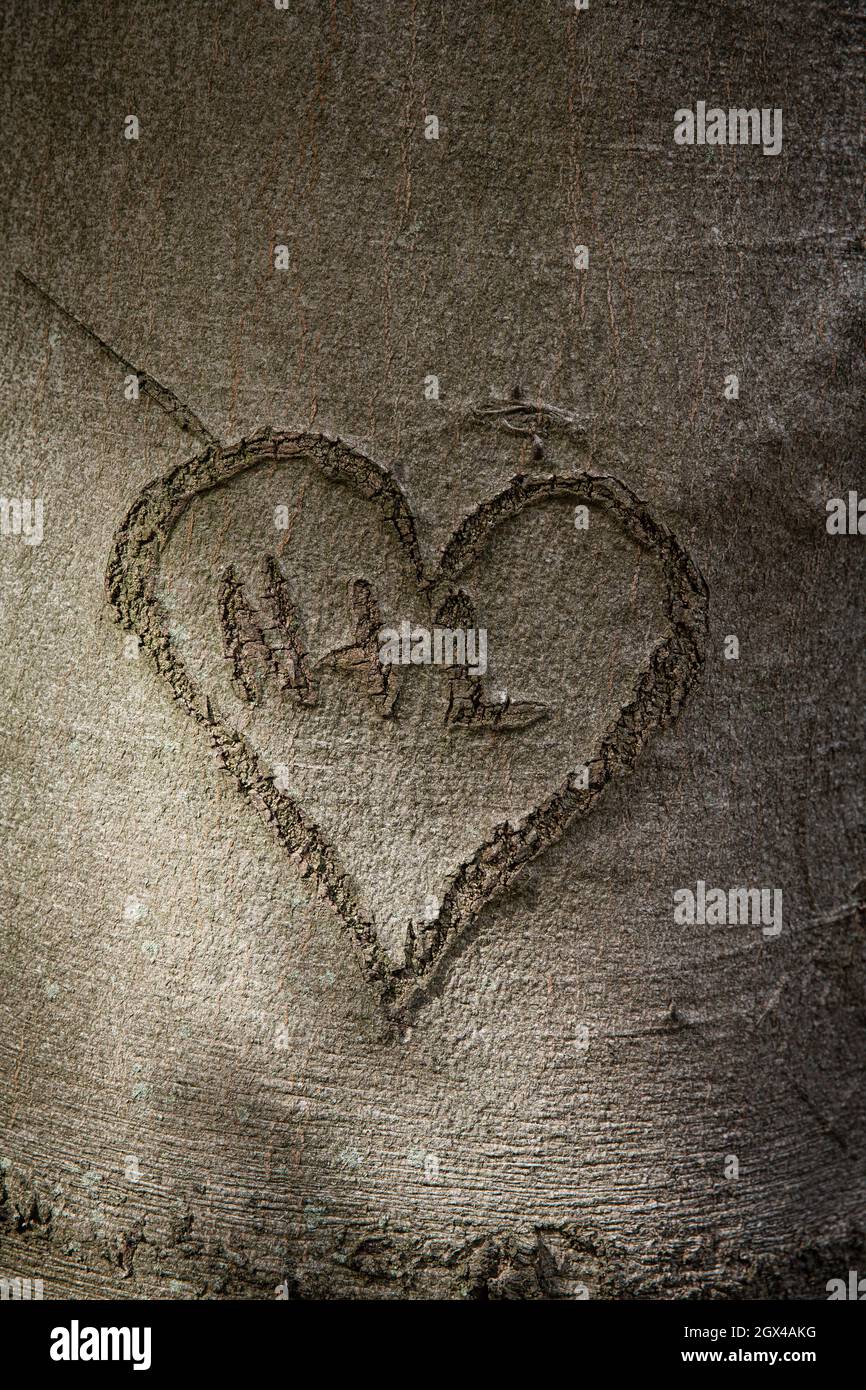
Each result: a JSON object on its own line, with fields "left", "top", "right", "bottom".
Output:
{"left": 106, "top": 429, "right": 708, "bottom": 1026}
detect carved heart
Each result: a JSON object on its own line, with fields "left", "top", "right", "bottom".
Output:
{"left": 106, "top": 427, "right": 707, "bottom": 1026}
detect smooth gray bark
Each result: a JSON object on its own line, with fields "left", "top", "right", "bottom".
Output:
{"left": 0, "top": 0, "right": 863, "bottom": 1298}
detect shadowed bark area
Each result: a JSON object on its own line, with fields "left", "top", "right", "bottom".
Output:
{"left": 0, "top": 0, "right": 863, "bottom": 1298}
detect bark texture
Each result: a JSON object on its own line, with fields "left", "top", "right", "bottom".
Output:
{"left": 0, "top": 0, "right": 863, "bottom": 1299}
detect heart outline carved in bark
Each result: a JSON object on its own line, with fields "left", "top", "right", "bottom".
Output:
{"left": 106, "top": 428, "right": 708, "bottom": 1028}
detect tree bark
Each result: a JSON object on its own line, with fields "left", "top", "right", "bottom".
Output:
{"left": 1, "top": 0, "right": 863, "bottom": 1299}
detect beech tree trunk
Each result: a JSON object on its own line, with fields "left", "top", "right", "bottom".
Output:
{"left": 1, "top": 0, "right": 863, "bottom": 1299}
